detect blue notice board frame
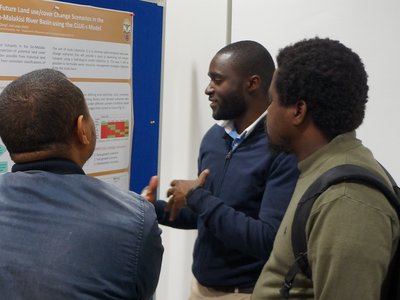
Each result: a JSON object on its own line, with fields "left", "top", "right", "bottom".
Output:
{"left": 57, "top": 0, "right": 163, "bottom": 193}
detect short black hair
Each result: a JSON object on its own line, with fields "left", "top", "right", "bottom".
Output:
{"left": 217, "top": 40, "right": 275, "bottom": 92}
{"left": 276, "top": 37, "right": 368, "bottom": 139}
{"left": 0, "top": 68, "right": 88, "bottom": 154}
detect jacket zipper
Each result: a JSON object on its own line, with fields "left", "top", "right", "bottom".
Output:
{"left": 215, "top": 148, "right": 233, "bottom": 197}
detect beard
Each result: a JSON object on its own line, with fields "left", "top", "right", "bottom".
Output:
{"left": 212, "top": 92, "right": 247, "bottom": 121}
{"left": 265, "top": 126, "right": 293, "bottom": 154}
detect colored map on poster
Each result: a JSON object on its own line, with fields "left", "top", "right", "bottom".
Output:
{"left": 101, "top": 120, "right": 129, "bottom": 139}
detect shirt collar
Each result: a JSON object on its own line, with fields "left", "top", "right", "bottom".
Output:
{"left": 217, "top": 110, "right": 267, "bottom": 140}
{"left": 12, "top": 158, "right": 85, "bottom": 175}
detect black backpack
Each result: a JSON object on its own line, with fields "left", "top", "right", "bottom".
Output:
{"left": 280, "top": 164, "right": 400, "bottom": 299}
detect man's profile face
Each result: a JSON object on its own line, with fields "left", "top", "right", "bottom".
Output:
{"left": 266, "top": 70, "right": 293, "bottom": 153}
{"left": 205, "top": 53, "right": 247, "bottom": 121}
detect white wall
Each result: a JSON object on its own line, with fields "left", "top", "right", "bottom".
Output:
{"left": 157, "top": 1, "right": 399, "bottom": 299}
{"left": 156, "top": 1, "right": 228, "bottom": 299}
{"left": 231, "top": 0, "right": 400, "bottom": 180}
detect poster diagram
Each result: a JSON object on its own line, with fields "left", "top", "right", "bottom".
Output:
{"left": 0, "top": 0, "right": 134, "bottom": 190}
{"left": 101, "top": 120, "right": 129, "bottom": 139}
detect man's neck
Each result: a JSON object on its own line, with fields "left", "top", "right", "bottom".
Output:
{"left": 294, "top": 127, "right": 330, "bottom": 161}
{"left": 235, "top": 110, "right": 267, "bottom": 134}
{"left": 235, "top": 98, "right": 269, "bottom": 133}
{"left": 11, "top": 147, "right": 81, "bottom": 166}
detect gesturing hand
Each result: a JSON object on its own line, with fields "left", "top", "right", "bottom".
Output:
{"left": 141, "top": 176, "right": 158, "bottom": 204}
{"left": 166, "top": 169, "right": 210, "bottom": 221}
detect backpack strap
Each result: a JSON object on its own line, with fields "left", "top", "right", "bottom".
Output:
{"left": 280, "top": 164, "right": 400, "bottom": 299}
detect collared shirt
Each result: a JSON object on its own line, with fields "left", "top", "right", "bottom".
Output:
{"left": 217, "top": 110, "right": 267, "bottom": 151}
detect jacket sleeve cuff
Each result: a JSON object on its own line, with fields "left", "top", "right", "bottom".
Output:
{"left": 186, "top": 185, "right": 203, "bottom": 200}
{"left": 186, "top": 187, "right": 222, "bottom": 216}
{"left": 153, "top": 200, "right": 168, "bottom": 221}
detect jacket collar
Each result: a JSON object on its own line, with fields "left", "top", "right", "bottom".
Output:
{"left": 12, "top": 158, "right": 85, "bottom": 175}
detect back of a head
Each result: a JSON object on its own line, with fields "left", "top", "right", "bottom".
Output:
{"left": 217, "top": 40, "right": 275, "bottom": 92}
{"left": 275, "top": 37, "right": 368, "bottom": 139}
{"left": 0, "top": 69, "right": 87, "bottom": 155}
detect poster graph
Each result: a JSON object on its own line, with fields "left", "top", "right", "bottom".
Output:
{"left": 101, "top": 120, "right": 129, "bottom": 139}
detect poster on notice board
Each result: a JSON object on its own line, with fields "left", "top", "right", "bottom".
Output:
{"left": 0, "top": 0, "right": 134, "bottom": 190}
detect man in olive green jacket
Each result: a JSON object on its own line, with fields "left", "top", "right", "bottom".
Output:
{"left": 252, "top": 37, "right": 399, "bottom": 300}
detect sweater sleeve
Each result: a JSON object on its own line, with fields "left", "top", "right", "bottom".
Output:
{"left": 153, "top": 199, "right": 198, "bottom": 229}
{"left": 187, "top": 153, "right": 298, "bottom": 259}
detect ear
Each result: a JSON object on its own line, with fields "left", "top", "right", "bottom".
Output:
{"left": 247, "top": 75, "right": 261, "bottom": 92}
{"left": 292, "top": 100, "right": 307, "bottom": 125}
{"left": 75, "top": 115, "right": 91, "bottom": 145}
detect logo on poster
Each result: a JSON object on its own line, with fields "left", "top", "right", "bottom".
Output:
{"left": 122, "top": 18, "right": 132, "bottom": 42}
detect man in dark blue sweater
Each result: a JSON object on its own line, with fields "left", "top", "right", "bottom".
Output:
{"left": 147, "top": 41, "right": 298, "bottom": 299}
